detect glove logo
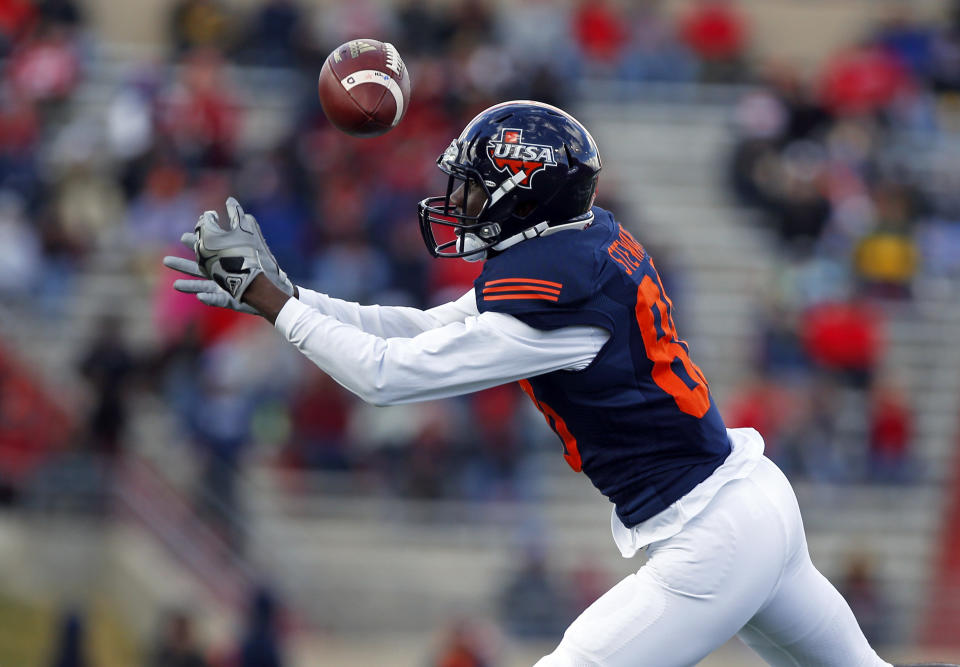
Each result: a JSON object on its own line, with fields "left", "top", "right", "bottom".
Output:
{"left": 486, "top": 128, "right": 557, "bottom": 189}
{"left": 225, "top": 276, "right": 243, "bottom": 296}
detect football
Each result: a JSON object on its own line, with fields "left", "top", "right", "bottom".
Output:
{"left": 318, "top": 38, "right": 411, "bottom": 138}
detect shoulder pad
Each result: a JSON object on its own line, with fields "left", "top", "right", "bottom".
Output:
{"left": 474, "top": 231, "right": 599, "bottom": 315}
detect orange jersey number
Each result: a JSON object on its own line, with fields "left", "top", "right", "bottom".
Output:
{"left": 518, "top": 379, "right": 582, "bottom": 472}
{"left": 635, "top": 273, "right": 711, "bottom": 418}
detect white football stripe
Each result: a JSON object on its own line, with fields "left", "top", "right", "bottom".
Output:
{"left": 339, "top": 70, "right": 405, "bottom": 127}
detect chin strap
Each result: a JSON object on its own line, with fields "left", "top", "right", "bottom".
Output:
{"left": 460, "top": 211, "right": 596, "bottom": 263}
{"left": 493, "top": 210, "right": 596, "bottom": 251}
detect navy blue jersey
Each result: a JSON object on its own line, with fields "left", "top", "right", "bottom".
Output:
{"left": 475, "top": 207, "right": 731, "bottom": 527}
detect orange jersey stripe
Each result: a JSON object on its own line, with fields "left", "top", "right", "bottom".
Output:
{"left": 482, "top": 285, "right": 561, "bottom": 295}
{"left": 484, "top": 277, "right": 563, "bottom": 289}
{"left": 483, "top": 293, "right": 559, "bottom": 302}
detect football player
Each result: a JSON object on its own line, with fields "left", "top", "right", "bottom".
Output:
{"left": 165, "top": 101, "right": 925, "bottom": 666}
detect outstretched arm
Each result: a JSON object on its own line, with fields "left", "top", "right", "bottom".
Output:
{"left": 294, "top": 285, "right": 479, "bottom": 337}
{"left": 244, "top": 276, "right": 608, "bottom": 406}
{"left": 242, "top": 276, "right": 478, "bottom": 336}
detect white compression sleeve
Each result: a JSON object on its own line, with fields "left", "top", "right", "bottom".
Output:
{"left": 294, "top": 286, "right": 479, "bottom": 338}
{"left": 275, "top": 297, "right": 608, "bottom": 405}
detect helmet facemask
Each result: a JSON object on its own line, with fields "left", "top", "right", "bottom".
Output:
{"left": 418, "top": 143, "right": 503, "bottom": 261}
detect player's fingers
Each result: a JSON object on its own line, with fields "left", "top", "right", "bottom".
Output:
{"left": 195, "top": 211, "right": 219, "bottom": 235}
{"left": 163, "top": 256, "right": 205, "bottom": 278}
{"left": 226, "top": 196, "right": 244, "bottom": 231}
{"left": 197, "top": 291, "right": 258, "bottom": 314}
{"left": 197, "top": 291, "right": 230, "bottom": 308}
{"left": 179, "top": 231, "right": 196, "bottom": 250}
{"left": 243, "top": 213, "right": 262, "bottom": 237}
{"left": 173, "top": 278, "right": 218, "bottom": 294}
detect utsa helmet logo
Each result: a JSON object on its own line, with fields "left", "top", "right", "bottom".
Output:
{"left": 486, "top": 128, "right": 557, "bottom": 189}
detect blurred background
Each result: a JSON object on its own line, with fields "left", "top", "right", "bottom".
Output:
{"left": 0, "top": 0, "right": 959, "bottom": 664}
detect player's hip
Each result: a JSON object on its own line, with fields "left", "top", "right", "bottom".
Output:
{"left": 643, "top": 455, "right": 805, "bottom": 600}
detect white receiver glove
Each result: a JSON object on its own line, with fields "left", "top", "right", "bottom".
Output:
{"left": 163, "top": 197, "right": 294, "bottom": 312}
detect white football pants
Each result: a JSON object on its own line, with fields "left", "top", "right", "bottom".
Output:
{"left": 535, "top": 457, "right": 891, "bottom": 667}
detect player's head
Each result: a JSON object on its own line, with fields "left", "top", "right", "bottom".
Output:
{"left": 418, "top": 100, "right": 602, "bottom": 261}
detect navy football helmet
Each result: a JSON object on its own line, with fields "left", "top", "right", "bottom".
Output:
{"left": 418, "top": 100, "right": 602, "bottom": 260}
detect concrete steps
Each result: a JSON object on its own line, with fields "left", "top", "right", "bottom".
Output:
{"left": 243, "top": 474, "right": 937, "bottom": 635}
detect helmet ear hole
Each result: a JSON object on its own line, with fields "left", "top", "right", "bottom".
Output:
{"left": 513, "top": 200, "right": 537, "bottom": 219}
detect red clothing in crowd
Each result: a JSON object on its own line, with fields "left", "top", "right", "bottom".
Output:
{"left": 680, "top": 0, "right": 747, "bottom": 61}
{"left": 801, "top": 300, "right": 883, "bottom": 372}
{"left": 820, "top": 46, "right": 911, "bottom": 115}
{"left": 573, "top": 0, "right": 627, "bottom": 63}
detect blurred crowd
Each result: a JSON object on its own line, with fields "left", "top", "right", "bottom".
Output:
{"left": 1, "top": 0, "right": 958, "bottom": 662}
{"left": 0, "top": 0, "right": 763, "bottom": 525}
{"left": 45, "top": 586, "right": 286, "bottom": 667}
{"left": 724, "top": 3, "right": 960, "bottom": 485}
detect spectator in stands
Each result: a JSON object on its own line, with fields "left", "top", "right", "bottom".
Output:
{"left": 728, "top": 93, "right": 785, "bottom": 208}
{"left": 770, "top": 141, "right": 832, "bottom": 250}
{"left": 838, "top": 553, "right": 889, "bottom": 646}
{"left": 0, "top": 190, "right": 41, "bottom": 299}
{"left": 801, "top": 299, "right": 883, "bottom": 389}
{"left": 448, "top": 0, "right": 496, "bottom": 49}
{"left": 0, "top": 86, "right": 42, "bottom": 205}
{"left": 0, "top": 346, "right": 72, "bottom": 503}
{"left": 154, "top": 321, "right": 206, "bottom": 435}
{"left": 874, "top": 5, "right": 937, "bottom": 82}
{"left": 431, "top": 619, "right": 492, "bottom": 667}
{"left": 868, "top": 381, "right": 916, "bottom": 483}
{"left": 50, "top": 154, "right": 125, "bottom": 258}
{"left": 571, "top": 0, "right": 629, "bottom": 77}
{"left": 394, "top": 0, "right": 452, "bottom": 57}
{"left": 237, "top": 586, "right": 285, "bottom": 667}
{"left": 106, "top": 71, "right": 161, "bottom": 176}
{"left": 150, "top": 609, "right": 210, "bottom": 667}
{"left": 723, "top": 373, "right": 798, "bottom": 461}
{"left": 237, "top": 0, "right": 304, "bottom": 68}
{"left": 159, "top": 49, "right": 240, "bottom": 169}
{"left": 124, "top": 159, "right": 197, "bottom": 268}
{"left": 495, "top": 0, "right": 572, "bottom": 79}
{"left": 499, "top": 545, "right": 573, "bottom": 639}
{"left": 169, "top": 0, "right": 233, "bottom": 55}
{"left": 755, "top": 301, "right": 810, "bottom": 379}
{"left": 763, "top": 61, "right": 832, "bottom": 142}
{"left": 78, "top": 314, "right": 138, "bottom": 462}
{"left": 853, "top": 184, "right": 919, "bottom": 299}
{"left": 0, "top": 0, "right": 35, "bottom": 57}
{"left": 819, "top": 43, "right": 910, "bottom": 117}
{"left": 309, "top": 229, "right": 393, "bottom": 304}
{"left": 679, "top": 0, "right": 749, "bottom": 82}
{"left": 398, "top": 408, "right": 462, "bottom": 499}
{"left": 461, "top": 385, "right": 525, "bottom": 500}
{"left": 48, "top": 609, "right": 89, "bottom": 667}
{"left": 498, "top": 546, "right": 571, "bottom": 639}
{"left": 186, "top": 340, "right": 257, "bottom": 549}
{"left": 777, "top": 378, "right": 848, "bottom": 481}
{"left": 930, "top": 14, "right": 960, "bottom": 92}
{"left": 35, "top": 0, "right": 85, "bottom": 32}
{"left": 8, "top": 23, "right": 82, "bottom": 110}
{"left": 618, "top": 3, "right": 697, "bottom": 84}
{"left": 283, "top": 368, "right": 352, "bottom": 471}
